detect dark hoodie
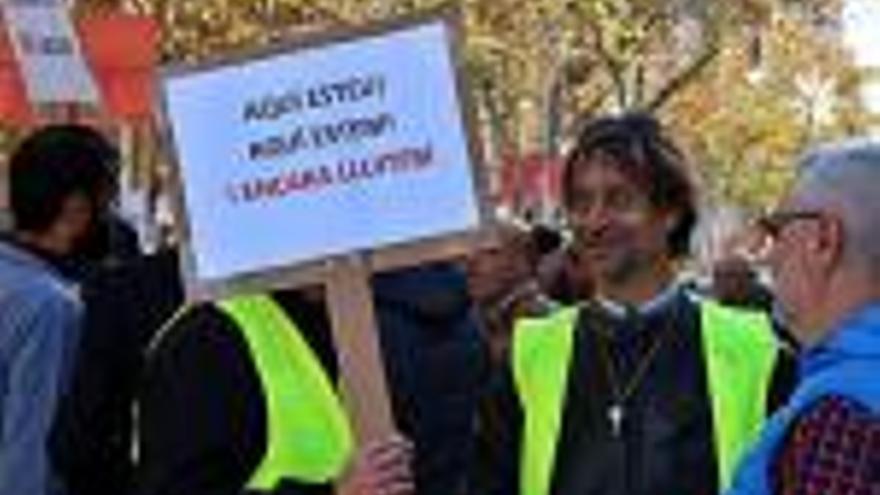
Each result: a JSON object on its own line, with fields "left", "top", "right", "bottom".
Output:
{"left": 372, "top": 262, "right": 488, "bottom": 495}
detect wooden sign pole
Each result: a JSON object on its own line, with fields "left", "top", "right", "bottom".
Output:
{"left": 325, "top": 253, "right": 395, "bottom": 445}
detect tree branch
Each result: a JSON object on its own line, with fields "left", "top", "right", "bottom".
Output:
{"left": 647, "top": 41, "right": 720, "bottom": 112}
{"left": 586, "top": 18, "right": 628, "bottom": 109}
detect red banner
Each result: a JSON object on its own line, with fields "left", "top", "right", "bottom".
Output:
{"left": 0, "top": 13, "right": 159, "bottom": 124}
{"left": 497, "top": 152, "right": 563, "bottom": 210}
{"left": 0, "top": 25, "right": 32, "bottom": 123}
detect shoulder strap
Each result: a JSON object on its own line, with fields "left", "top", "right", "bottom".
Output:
{"left": 700, "top": 299, "right": 778, "bottom": 492}
{"left": 512, "top": 306, "right": 579, "bottom": 495}
{"left": 217, "top": 294, "right": 354, "bottom": 489}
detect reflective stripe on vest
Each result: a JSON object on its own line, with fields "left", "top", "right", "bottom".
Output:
{"left": 512, "top": 301, "right": 778, "bottom": 495}
{"left": 217, "top": 295, "right": 354, "bottom": 491}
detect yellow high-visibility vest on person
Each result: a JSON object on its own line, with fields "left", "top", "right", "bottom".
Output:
{"left": 217, "top": 295, "right": 354, "bottom": 489}
{"left": 137, "top": 291, "right": 413, "bottom": 495}
{"left": 513, "top": 298, "right": 781, "bottom": 495}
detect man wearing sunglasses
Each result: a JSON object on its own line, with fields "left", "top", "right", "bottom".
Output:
{"left": 727, "top": 140, "right": 880, "bottom": 495}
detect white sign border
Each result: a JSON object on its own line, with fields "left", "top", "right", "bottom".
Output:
{"left": 156, "top": 5, "right": 492, "bottom": 302}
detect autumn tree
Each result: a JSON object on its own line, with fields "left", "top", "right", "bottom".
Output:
{"left": 76, "top": 0, "right": 870, "bottom": 213}
{"left": 666, "top": 0, "right": 869, "bottom": 209}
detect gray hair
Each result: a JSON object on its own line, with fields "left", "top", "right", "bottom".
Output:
{"left": 795, "top": 138, "right": 880, "bottom": 273}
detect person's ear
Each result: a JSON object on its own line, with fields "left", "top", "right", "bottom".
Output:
{"left": 813, "top": 212, "right": 845, "bottom": 273}
{"left": 57, "top": 193, "right": 93, "bottom": 242}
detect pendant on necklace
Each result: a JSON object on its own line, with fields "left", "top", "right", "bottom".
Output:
{"left": 608, "top": 404, "right": 624, "bottom": 437}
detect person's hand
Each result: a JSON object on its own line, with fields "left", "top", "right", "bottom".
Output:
{"left": 338, "top": 434, "right": 414, "bottom": 495}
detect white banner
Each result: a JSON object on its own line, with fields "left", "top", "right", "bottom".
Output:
{"left": 1, "top": 0, "right": 100, "bottom": 104}
{"left": 161, "top": 15, "right": 483, "bottom": 284}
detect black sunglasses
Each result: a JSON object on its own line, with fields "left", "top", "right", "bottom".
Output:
{"left": 754, "top": 210, "right": 824, "bottom": 238}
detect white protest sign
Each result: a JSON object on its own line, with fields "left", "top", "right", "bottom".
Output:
{"left": 160, "top": 13, "right": 484, "bottom": 291}
{"left": 1, "top": 0, "right": 100, "bottom": 104}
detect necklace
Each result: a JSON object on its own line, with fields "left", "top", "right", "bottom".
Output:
{"left": 588, "top": 301, "right": 675, "bottom": 437}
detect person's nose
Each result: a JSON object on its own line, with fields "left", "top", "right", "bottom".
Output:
{"left": 581, "top": 198, "right": 616, "bottom": 234}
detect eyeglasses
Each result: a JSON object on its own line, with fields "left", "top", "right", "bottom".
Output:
{"left": 754, "top": 210, "right": 824, "bottom": 239}
{"left": 741, "top": 210, "right": 825, "bottom": 261}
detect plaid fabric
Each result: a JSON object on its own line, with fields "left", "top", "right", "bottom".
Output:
{"left": 773, "top": 395, "right": 880, "bottom": 495}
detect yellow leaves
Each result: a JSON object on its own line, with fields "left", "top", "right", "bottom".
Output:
{"left": 76, "top": 0, "right": 868, "bottom": 212}
{"left": 653, "top": 1, "right": 868, "bottom": 210}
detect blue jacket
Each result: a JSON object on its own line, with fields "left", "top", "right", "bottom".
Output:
{"left": 725, "top": 303, "right": 880, "bottom": 495}
{"left": 0, "top": 240, "right": 82, "bottom": 495}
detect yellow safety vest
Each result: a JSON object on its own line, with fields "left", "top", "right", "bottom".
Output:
{"left": 216, "top": 294, "right": 355, "bottom": 491}
{"left": 512, "top": 299, "right": 779, "bottom": 495}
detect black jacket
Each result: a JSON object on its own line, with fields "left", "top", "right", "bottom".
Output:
{"left": 51, "top": 249, "right": 184, "bottom": 495}
{"left": 479, "top": 289, "right": 796, "bottom": 495}
{"left": 372, "top": 264, "right": 487, "bottom": 495}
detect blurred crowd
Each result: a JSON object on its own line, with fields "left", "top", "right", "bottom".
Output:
{"left": 2, "top": 113, "right": 878, "bottom": 495}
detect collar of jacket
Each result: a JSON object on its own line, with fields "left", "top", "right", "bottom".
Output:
{"left": 595, "top": 282, "right": 681, "bottom": 320}
{"left": 0, "top": 236, "right": 69, "bottom": 279}
{"left": 801, "top": 302, "right": 880, "bottom": 378}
